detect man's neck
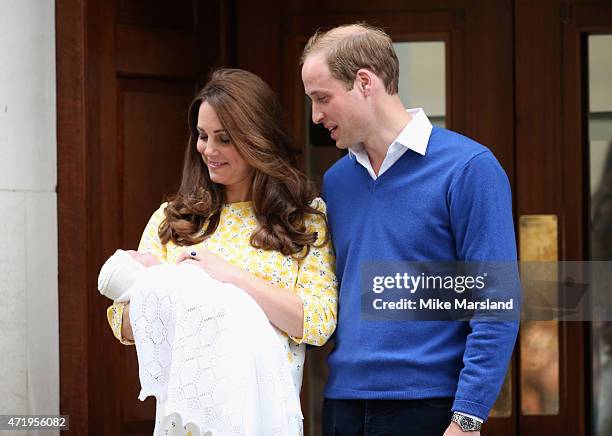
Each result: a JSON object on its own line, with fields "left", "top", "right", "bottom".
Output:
{"left": 362, "top": 100, "right": 412, "bottom": 175}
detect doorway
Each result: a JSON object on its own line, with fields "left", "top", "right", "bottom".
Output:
{"left": 56, "top": 1, "right": 612, "bottom": 434}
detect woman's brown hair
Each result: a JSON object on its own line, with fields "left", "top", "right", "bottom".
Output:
{"left": 159, "top": 68, "right": 324, "bottom": 257}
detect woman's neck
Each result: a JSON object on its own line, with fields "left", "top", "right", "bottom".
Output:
{"left": 224, "top": 177, "right": 253, "bottom": 203}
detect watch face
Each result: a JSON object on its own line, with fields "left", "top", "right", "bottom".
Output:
{"left": 453, "top": 412, "right": 480, "bottom": 431}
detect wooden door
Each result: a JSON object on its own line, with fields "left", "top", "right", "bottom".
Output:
{"left": 56, "top": 0, "right": 604, "bottom": 434}
{"left": 235, "top": 1, "right": 597, "bottom": 435}
{"left": 57, "top": 0, "right": 232, "bottom": 433}
{"left": 516, "top": 2, "right": 612, "bottom": 436}
{"left": 236, "top": 1, "right": 516, "bottom": 434}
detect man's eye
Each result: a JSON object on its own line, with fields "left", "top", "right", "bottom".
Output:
{"left": 317, "top": 97, "right": 327, "bottom": 103}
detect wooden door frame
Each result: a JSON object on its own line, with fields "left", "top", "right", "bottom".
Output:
{"left": 56, "top": 0, "right": 100, "bottom": 433}
{"left": 514, "top": 1, "right": 612, "bottom": 435}
{"left": 562, "top": 3, "right": 612, "bottom": 436}
{"left": 57, "top": 0, "right": 135, "bottom": 433}
{"left": 58, "top": 1, "right": 600, "bottom": 434}
{"left": 56, "top": 0, "right": 235, "bottom": 433}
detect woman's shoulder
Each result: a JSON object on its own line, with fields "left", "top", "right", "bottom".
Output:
{"left": 155, "top": 201, "right": 169, "bottom": 214}
{"left": 147, "top": 202, "right": 169, "bottom": 224}
{"left": 309, "top": 196, "right": 327, "bottom": 214}
{"left": 305, "top": 197, "right": 330, "bottom": 241}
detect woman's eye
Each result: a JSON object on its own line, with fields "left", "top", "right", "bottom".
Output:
{"left": 220, "top": 137, "right": 230, "bottom": 144}
{"left": 198, "top": 134, "right": 208, "bottom": 141}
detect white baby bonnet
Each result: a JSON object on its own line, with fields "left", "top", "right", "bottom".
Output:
{"left": 97, "top": 249, "right": 145, "bottom": 301}
{"left": 127, "top": 263, "right": 303, "bottom": 436}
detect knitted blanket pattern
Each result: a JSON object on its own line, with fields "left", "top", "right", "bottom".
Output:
{"left": 128, "top": 264, "right": 303, "bottom": 436}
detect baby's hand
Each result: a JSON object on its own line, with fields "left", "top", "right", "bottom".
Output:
{"left": 126, "top": 250, "right": 160, "bottom": 267}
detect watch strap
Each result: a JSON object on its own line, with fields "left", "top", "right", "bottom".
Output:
{"left": 451, "top": 412, "right": 483, "bottom": 432}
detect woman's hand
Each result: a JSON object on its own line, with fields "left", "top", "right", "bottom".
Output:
{"left": 121, "top": 303, "right": 134, "bottom": 341}
{"left": 176, "top": 248, "right": 304, "bottom": 338}
{"left": 176, "top": 248, "right": 243, "bottom": 284}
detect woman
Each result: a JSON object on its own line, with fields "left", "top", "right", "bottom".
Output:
{"left": 107, "top": 68, "right": 338, "bottom": 434}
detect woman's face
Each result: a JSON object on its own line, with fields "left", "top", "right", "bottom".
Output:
{"left": 196, "top": 101, "right": 254, "bottom": 202}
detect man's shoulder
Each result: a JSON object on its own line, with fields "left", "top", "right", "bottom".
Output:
{"left": 323, "top": 153, "right": 354, "bottom": 180}
{"left": 321, "top": 154, "right": 357, "bottom": 201}
{"left": 429, "top": 128, "right": 511, "bottom": 195}
{"left": 429, "top": 126, "right": 491, "bottom": 160}
{"left": 426, "top": 127, "right": 507, "bottom": 180}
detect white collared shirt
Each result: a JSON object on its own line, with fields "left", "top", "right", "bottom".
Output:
{"left": 348, "top": 108, "right": 433, "bottom": 180}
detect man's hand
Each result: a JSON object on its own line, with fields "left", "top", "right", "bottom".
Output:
{"left": 443, "top": 421, "right": 480, "bottom": 436}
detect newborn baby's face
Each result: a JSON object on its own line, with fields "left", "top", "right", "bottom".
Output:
{"left": 126, "top": 250, "right": 160, "bottom": 267}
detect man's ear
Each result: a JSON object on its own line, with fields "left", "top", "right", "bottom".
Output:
{"left": 355, "top": 69, "right": 374, "bottom": 95}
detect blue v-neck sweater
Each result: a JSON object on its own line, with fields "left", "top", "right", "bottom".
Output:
{"left": 322, "top": 126, "right": 519, "bottom": 420}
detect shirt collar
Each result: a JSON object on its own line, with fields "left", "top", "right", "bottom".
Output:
{"left": 348, "top": 108, "right": 432, "bottom": 158}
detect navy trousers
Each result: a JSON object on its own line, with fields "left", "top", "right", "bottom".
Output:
{"left": 322, "top": 397, "right": 454, "bottom": 436}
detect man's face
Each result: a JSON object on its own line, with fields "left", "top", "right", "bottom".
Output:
{"left": 301, "top": 53, "right": 367, "bottom": 149}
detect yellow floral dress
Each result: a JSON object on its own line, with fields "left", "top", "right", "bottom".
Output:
{"left": 107, "top": 198, "right": 338, "bottom": 435}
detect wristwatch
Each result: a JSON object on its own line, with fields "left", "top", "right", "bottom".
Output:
{"left": 451, "top": 412, "right": 482, "bottom": 432}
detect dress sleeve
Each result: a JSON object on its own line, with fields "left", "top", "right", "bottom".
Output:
{"left": 290, "top": 197, "right": 338, "bottom": 346}
{"left": 106, "top": 302, "right": 135, "bottom": 345}
{"left": 137, "top": 202, "right": 169, "bottom": 259}
{"left": 106, "top": 203, "right": 168, "bottom": 345}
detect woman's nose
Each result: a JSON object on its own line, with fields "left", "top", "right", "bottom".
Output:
{"left": 201, "top": 141, "right": 217, "bottom": 156}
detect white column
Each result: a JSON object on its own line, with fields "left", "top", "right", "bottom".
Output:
{"left": 0, "top": 1, "right": 59, "bottom": 435}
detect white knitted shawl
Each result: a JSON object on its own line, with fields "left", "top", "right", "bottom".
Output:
{"left": 127, "top": 264, "right": 303, "bottom": 436}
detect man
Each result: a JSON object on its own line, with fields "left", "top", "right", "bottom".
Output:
{"left": 301, "top": 23, "right": 519, "bottom": 436}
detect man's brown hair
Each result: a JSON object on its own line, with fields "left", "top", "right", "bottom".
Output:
{"left": 302, "top": 23, "right": 399, "bottom": 94}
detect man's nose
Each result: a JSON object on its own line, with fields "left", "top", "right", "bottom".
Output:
{"left": 312, "top": 108, "right": 324, "bottom": 124}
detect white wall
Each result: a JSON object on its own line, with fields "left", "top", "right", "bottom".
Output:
{"left": 0, "top": 1, "right": 59, "bottom": 434}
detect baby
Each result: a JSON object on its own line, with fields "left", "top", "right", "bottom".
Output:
{"left": 97, "top": 249, "right": 161, "bottom": 302}
{"left": 97, "top": 249, "right": 303, "bottom": 435}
